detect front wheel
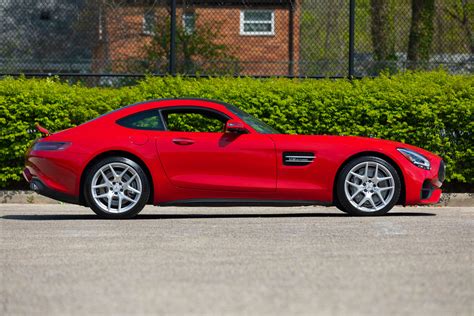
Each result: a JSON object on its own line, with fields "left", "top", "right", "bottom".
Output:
{"left": 84, "top": 157, "right": 150, "bottom": 219}
{"left": 336, "top": 156, "right": 401, "bottom": 216}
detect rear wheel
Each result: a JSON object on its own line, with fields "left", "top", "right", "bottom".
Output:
{"left": 336, "top": 156, "right": 401, "bottom": 216}
{"left": 85, "top": 157, "right": 150, "bottom": 219}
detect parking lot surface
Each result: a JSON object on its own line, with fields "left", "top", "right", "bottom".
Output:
{"left": 1, "top": 204, "right": 473, "bottom": 315}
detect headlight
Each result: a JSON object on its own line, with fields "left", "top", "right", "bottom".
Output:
{"left": 32, "top": 142, "right": 71, "bottom": 151}
{"left": 397, "top": 148, "right": 430, "bottom": 170}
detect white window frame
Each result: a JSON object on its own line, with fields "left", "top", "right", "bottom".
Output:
{"left": 240, "top": 10, "right": 275, "bottom": 36}
{"left": 182, "top": 12, "right": 196, "bottom": 35}
{"left": 142, "top": 10, "right": 156, "bottom": 35}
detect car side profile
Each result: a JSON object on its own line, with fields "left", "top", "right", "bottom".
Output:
{"left": 24, "top": 98, "right": 445, "bottom": 218}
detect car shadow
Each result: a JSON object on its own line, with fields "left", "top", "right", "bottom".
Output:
{"left": 1, "top": 212, "right": 436, "bottom": 221}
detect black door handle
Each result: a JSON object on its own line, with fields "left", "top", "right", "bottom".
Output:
{"left": 172, "top": 138, "right": 195, "bottom": 145}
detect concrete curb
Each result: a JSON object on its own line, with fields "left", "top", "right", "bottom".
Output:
{"left": 1, "top": 190, "right": 472, "bottom": 207}
{"left": 1, "top": 190, "right": 60, "bottom": 204}
{"left": 437, "top": 193, "right": 474, "bottom": 207}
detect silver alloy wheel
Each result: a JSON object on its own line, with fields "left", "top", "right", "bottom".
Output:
{"left": 90, "top": 162, "right": 142, "bottom": 214}
{"left": 344, "top": 161, "right": 395, "bottom": 212}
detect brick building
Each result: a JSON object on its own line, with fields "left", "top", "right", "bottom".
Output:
{"left": 94, "top": 0, "right": 300, "bottom": 76}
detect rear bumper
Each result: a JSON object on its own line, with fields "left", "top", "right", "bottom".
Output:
{"left": 23, "top": 168, "right": 79, "bottom": 204}
{"left": 23, "top": 152, "right": 81, "bottom": 205}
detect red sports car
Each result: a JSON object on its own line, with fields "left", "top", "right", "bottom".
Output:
{"left": 24, "top": 98, "right": 445, "bottom": 218}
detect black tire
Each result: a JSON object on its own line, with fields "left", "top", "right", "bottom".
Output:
{"left": 84, "top": 156, "right": 150, "bottom": 219}
{"left": 336, "top": 156, "right": 401, "bottom": 216}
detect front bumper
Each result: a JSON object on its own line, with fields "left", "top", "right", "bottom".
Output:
{"left": 417, "top": 160, "right": 445, "bottom": 205}
{"left": 404, "top": 159, "right": 445, "bottom": 205}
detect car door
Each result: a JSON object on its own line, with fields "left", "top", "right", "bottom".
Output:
{"left": 155, "top": 107, "right": 276, "bottom": 192}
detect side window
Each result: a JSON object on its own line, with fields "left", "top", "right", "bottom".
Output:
{"left": 117, "top": 110, "right": 164, "bottom": 130}
{"left": 162, "top": 109, "right": 228, "bottom": 133}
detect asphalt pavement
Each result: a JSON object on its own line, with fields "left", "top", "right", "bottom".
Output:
{"left": 1, "top": 204, "right": 473, "bottom": 316}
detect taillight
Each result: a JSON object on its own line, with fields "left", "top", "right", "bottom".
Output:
{"left": 32, "top": 142, "right": 71, "bottom": 151}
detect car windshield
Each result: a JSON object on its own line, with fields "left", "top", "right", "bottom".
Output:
{"left": 225, "top": 104, "right": 280, "bottom": 134}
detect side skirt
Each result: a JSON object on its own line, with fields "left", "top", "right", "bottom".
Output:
{"left": 159, "top": 199, "right": 332, "bottom": 207}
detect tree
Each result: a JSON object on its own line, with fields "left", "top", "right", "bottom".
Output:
{"left": 444, "top": 0, "right": 474, "bottom": 54}
{"left": 407, "top": 0, "right": 436, "bottom": 69}
{"left": 135, "top": 15, "right": 239, "bottom": 75}
{"left": 299, "top": 0, "right": 347, "bottom": 77}
{"left": 0, "top": 0, "right": 93, "bottom": 72}
{"left": 370, "top": 0, "right": 396, "bottom": 72}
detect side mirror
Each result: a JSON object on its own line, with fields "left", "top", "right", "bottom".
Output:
{"left": 225, "top": 120, "right": 247, "bottom": 134}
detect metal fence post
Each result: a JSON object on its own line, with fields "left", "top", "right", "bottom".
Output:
{"left": 348, "top": 0, "right": 355, "bottom": 79}
{"left": 169, "top": 0, "right": 177, "bottom": 76}
{"left": 288, "top": 2, "right": 295, "bottom": 77}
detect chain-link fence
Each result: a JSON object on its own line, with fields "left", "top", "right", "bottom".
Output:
{"left": 0, "top": 0, "right": 472, "bottom": 82}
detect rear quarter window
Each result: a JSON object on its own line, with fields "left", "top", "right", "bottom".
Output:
{"left": 116, "top": 110, "right": 164, "bottom": 130}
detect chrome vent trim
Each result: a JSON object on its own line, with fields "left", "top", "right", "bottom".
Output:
{"left": 283, "top": 152, "right": 315, "bottom": 166}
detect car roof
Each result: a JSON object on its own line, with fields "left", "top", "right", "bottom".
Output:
{"left": 127, "top": 98, "right": 234, "bottom": 110}
{"left": 86, "top": 98, "right": 237, "bottom": 125}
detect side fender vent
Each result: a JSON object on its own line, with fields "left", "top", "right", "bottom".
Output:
{"left": 283, "top": 152, "right": 315, "bottom": 166}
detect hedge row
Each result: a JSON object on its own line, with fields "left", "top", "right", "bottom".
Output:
{"left": 1, "top": 71, "right": 473, "bottom": 189}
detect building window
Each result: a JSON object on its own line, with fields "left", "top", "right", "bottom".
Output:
{"left": 240, "top": 10, "right": 275, "bottom": 36}
{"left": 143, "top": 10, "right": 156, "bottom": 35}
{"left": 182, "top": 12, "right": 195, "bottom": 35}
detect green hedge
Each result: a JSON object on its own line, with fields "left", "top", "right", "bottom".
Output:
{"left": 1, "top": 71, "right": 473, "bottom": 189}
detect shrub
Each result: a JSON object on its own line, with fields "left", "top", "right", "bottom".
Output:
{"left": 0, "top": 71, "right": 472, "bottom": 189}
